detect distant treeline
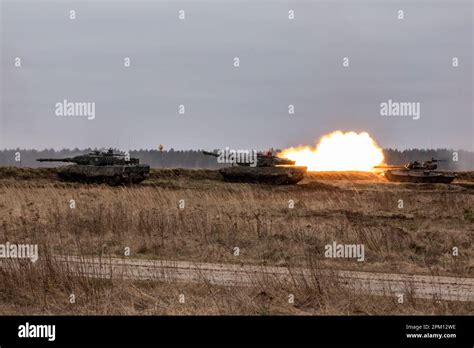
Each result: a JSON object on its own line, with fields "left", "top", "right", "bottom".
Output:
{"left": 0, "top": 148, "right": 473, "bottom": 170}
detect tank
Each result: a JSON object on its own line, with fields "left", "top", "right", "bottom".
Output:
{"left": 203, "top": 150, "right": 306, "bottom": 185}
{"left": 375, "top": 158, "right": 455, "bottom": 183}
{"left": 37, "top": 149, "right": 150, "bottom": 185}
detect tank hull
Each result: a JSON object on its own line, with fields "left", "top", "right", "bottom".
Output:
{"left": 57, "top": 164, "right": 150, "bottom": 185}
{"left": 384, "top": 170, "right": 455, "bottom": 184}
{"left": 219, "top": 166, "right": 306, "bottom": 185}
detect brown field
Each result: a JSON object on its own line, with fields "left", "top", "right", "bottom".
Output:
{"left": 0, "top": 167, "right": 473, "bottom": 314}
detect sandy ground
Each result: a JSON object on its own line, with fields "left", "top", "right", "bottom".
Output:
{"left": 49, "top": 255, "right": 474, "bottom": 302}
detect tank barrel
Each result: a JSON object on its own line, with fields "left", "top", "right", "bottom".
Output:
{"left": 271, "top": 157, "right": 295, "bottom": 166}
{"left": 36, "top": 158, "right": 74, "bottom": 162}
{"left": 374, "top": 165, "right": 404, "bottom": 169}
{"left": 202, "top": 151, "right": 219, "bottom": 157}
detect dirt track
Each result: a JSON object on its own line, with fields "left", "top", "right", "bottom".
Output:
{"left": 53, "top": 255, "right": 474, "bottom": 302}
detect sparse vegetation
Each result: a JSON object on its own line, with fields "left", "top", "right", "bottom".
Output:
{"left": 463, "top": 208, "right": 474, "bottom": 223}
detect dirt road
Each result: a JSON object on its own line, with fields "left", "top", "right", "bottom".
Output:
{"left": 53, "top": 255, "right": 474, "bottom": 302}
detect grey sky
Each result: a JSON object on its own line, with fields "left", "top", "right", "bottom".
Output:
{"left": 1, "top": 0, "right": 472, "bottom": 151}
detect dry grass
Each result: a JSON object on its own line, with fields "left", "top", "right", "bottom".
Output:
{"left": 1, "top": 255, "right": 472, "bottom": 315}
{"left": 0, "top": 167, "right": 473, "bottom": 314}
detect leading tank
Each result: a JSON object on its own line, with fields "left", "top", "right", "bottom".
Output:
{"left": 203, "top": 150, "right": 306, "bottom": 185}
{"left": 375, "top": 158, "right": 455, "bottom": 183}
{"left": 37, "top": 149, "right": 150, "bottom": 185}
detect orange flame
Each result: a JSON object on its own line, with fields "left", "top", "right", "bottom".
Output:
{"left": 278, "top": 131, "right": 384, "bottom": 171}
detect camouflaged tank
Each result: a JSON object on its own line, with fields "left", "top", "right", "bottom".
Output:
{"left": 37, "top": 149, "right": 150, "bottom": 185}
{"left": 203, "top": 150, "right": 306, "bottom": 185}
{"left": 375, "top": 158, "right": 455, "bottom": 184}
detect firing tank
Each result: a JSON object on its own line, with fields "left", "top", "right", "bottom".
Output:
{"left": 375, "top": 158, "right": 455, "bottom": 183}
{"left": 37, "top": 149, "right": 150, "bottom": 185}
{"left": 203, "top": 150, "right": 306, "bottom": 185}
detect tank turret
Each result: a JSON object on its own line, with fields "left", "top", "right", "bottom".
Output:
{"left": 202, "top": 150, "right": 295, "bottom": 167}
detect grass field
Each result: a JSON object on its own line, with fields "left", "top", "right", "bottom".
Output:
{"left": 0, "top": 167, "right": 473, "bottom": 314}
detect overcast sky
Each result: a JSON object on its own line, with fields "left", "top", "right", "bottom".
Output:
{"left": 1, "top": 0, "right": 472, "bottom": 151}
